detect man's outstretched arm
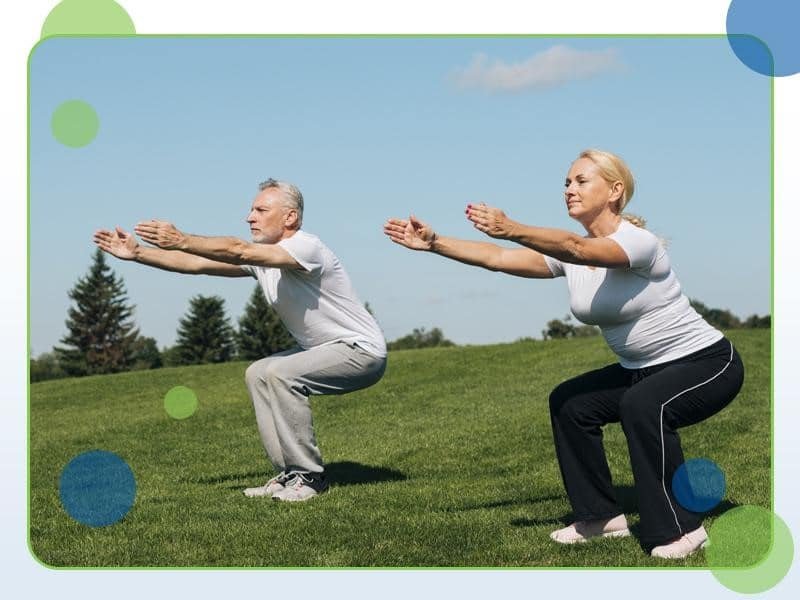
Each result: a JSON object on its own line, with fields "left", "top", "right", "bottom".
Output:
{"left": 94, "top": 227, "right": 251, "bottom": 277}
{"left": 134, "top": 220, "right": 301, "bottom": 270}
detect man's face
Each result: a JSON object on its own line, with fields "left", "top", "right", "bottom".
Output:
{"left": 246, "top": 189, "right": 291, "bottom": 244}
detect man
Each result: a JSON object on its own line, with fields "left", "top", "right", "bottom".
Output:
{"left": 94, "top": 179, "right": 387, "bottom": 502}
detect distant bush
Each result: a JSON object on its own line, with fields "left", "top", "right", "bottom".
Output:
{"left": 388, "top": 327, "right": 455, "bottom": 351}
{"left": 542, "top": 315, "right": 600, "bottom": 340}
{"left": 30, "top": 352, "right": 66, "bottom": 382}
{"left": 690, "top": 299, "right": 770, "bottom": 330}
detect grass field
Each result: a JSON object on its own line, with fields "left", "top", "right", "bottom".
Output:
{"left": 29, "top": 329, "right": 771, "bottom": 568}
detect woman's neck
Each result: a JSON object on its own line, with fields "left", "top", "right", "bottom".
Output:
{"left": 582, "top": 211, "right": 622, "bottom": 238}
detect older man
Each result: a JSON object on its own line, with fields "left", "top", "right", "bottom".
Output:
{"left": 94, "top": 179, "right": 387, "bottom": 502}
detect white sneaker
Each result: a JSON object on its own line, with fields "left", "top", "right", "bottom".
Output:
{"left": 651, "top": 526, "right": 708, "bottom": 559}
{"left": 550, "top": 514, "right": 631, "bottom": 544}
{"left": 243, "top": 472, "right": 291, "bottom": 498}
{"left": 271, "top": 473, "right": 329, "bottom": 502}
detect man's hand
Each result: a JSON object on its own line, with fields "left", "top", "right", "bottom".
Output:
{"left": 383, "top": 215, "right": 437, "bottom": 251}
{"left": 134, "top": 220, "right": 188, "bottom": 250}
{"left": 93, "top": 226, "right": 139, "bottom": 260}
{"left": 465, "top": 203, "right": 518, "bottom": 240}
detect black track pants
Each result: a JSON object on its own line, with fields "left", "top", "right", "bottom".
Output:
{"left": 548, "top": 337, "right": 744, "bottom": 549}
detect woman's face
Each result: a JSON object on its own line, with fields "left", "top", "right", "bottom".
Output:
{"left": 564, "top": 158, "right": 619, "bottom": 223}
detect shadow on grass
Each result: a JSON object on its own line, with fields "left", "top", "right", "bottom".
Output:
{"left": 510, "top": 485, "right": 640, "bottom": 528}
{"left": 445, "top": 494, "right": 566, "bottom": 513}
{"left": 193, "top": 461, "right": 406, "bottom": 489}
{"left": 325, "top": 461, "right": 407, "bottom": 486}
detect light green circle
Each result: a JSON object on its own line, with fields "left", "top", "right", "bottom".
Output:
{"left": 707, "top": 506, "right": 794, "bottom": 594}
{"left": 51, "top": 100, "right": 99, "bottom": 148}
{"left": 41, "top": 0, "right": 135, "bottom": 38}
{"left": 164, "top": 386, "right": 199, "bottom": 420}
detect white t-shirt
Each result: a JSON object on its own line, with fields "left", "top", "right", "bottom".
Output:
{"left": 543, "top": 220, "right": 722, "bottom": 369}
{"left": 241, "top": 231, "right": 387, "bottom": 358}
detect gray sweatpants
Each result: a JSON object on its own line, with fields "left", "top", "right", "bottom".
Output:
{"left": 244, "top": 341, "right": 387, "bottom": 475}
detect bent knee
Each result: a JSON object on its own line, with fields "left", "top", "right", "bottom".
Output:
{"left": 244, "top": 361, "right": 263, "bottom": 386}
{"left": 245, "top": 358, "right": 281, "bottom": 386}
{"left": 549, "top": 382, "right": 581, "bottom": 420}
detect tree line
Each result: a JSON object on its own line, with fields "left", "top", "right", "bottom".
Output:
{"left": 31, "top": 250, "right": 294, "bottom": 382}
{"left": 31, "top": 251, "right": 457, "bottom": 382}
{"left": 31, "top": 250, "right": 770, "bottom": 381}
{"left": 540, "top": 299, "right": 770, "bottom": 340}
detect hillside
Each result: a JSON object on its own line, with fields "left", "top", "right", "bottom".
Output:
{"left": 29, "top": 330, "right": 771, "bottom": 567}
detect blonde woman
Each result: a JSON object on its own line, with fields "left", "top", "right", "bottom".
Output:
{"left": 383, "top": 150, "right": 744, "bottom": 559}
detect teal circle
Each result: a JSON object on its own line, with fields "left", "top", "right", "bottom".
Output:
{"left": 59, "top": 450, "right": 136, "bottom": 527}
{"left": 51, "top": 100, "right": 99, "bottom": 148}
{"left": 707, "top": 506, "right": 794, "bottom": 594}
{"left": 164, "top": 386, "right": 198, "bottom": 420}
{"left": 671, "top": 458, "right": 726, "bottom": 512}
{"left": 41, "top": 0, "right": 135, "bottom": 38}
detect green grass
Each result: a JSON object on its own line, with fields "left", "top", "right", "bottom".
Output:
{"left": 29, "top": 329, "right": 770, "bottom": 568}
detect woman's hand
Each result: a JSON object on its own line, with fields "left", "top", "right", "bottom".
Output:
{"left": 93, "top": 226, "right": 140, "bottom": 260}
{"left": 466, "top": 203, "right": 518, "bottom": 240}
{"left": 383, "top": 215, "right": 437, "bottom": 251}
{"left": 134, "top": 220, "right": 188, "bottom": 250}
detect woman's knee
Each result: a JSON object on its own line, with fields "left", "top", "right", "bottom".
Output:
{"left": 549, "top": 381, "right": 571, "bottom": 417}
{"left": 549, "top": 381, "right": 588, "bottom": 422}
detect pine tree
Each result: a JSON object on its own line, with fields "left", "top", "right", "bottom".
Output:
{"left": 174, "top": 295, "right": 236, "bottom": 364}
{"left": 236, "top": 285, "right": 294, "bottom": 359}
{"left": 55, "top": 249, "right": 140, "bottom": 376}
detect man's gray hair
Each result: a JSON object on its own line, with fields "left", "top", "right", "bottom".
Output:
{"left": 258, "top": 178, "right": 304, "bottom": 228}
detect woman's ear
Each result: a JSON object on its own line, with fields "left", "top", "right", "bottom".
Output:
{"left": 610, "top": 181, "right": 624, "bottom": 204}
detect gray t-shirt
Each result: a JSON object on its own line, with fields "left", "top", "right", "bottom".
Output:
{"left": 241, "top": 230, "right": 387, "bottom": 358}
{"left": 543, "top": 220, "right": 722, "bottom": 368}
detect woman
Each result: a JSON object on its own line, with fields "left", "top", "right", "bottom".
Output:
{"left": 383, "top": 149, "right": 744, "bottom": 559}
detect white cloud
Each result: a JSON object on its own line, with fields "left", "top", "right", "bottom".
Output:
{"left": 452, "top": 45, "right": 624, "bottom": 93}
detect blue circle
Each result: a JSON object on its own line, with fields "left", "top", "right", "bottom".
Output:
{"left": 59, "top": 450, "right": 136, "bottom": 527}
{"left": 726, "top": 0, "right": 800, "bottom": 77}
{"left": 672, "top": 458, "right": 726, "bottom": 513}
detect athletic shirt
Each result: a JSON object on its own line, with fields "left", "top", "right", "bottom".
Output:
{"left": 241, "top": 230, "right": 387, "bottom": 358}
{"left": 543, "top": 220, "right": 722, "bottom": 369}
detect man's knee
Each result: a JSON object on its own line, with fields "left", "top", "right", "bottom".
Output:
{"left": 244, "top": 358, "right": 285, "bottom": 387}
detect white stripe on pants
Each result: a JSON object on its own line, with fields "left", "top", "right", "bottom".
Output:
{"left": 244, "top": 341, "right": 386, "bottom": 474}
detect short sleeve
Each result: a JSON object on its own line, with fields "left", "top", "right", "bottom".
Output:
{"left": 543, "top": 254, "right": 565, "bottom": 277}
{"left": 278, "top": 233, "right": 324, "bottom": 274}
{"left": 607, "top": 222, "right": 659, "bottom": 271}
{"left": 240, "top": 264, "right": 257, "bottom": 277}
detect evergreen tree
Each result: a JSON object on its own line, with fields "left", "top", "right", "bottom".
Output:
{"left": 174, "top": 295, "right": 236, "bottom": 365}
{"left": 55, "top": 249, "right": 139, "bottom": 376}
{"left": 236, "top": 285, "right": 294, "bottom": 359}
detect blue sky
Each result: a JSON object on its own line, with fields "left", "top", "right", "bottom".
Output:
{"left": 29, "top": 36, "right": 771, "bottom": 354}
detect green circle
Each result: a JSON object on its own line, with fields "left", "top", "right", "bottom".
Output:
{"left": 164, "top": 386, "right": 199, "bottom": 420}
{"left": 41, "top": 0, "right": 135, "bottom": 38}
{"left": 707, "top": 506, "right": 794, "bottom": 594}
{"left": 51, "top": 100, "right": 99, "bottom": 148}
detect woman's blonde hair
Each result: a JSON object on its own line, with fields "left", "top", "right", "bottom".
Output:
{"left": 578, "top": 149, "right": 645, "bottom": 228}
